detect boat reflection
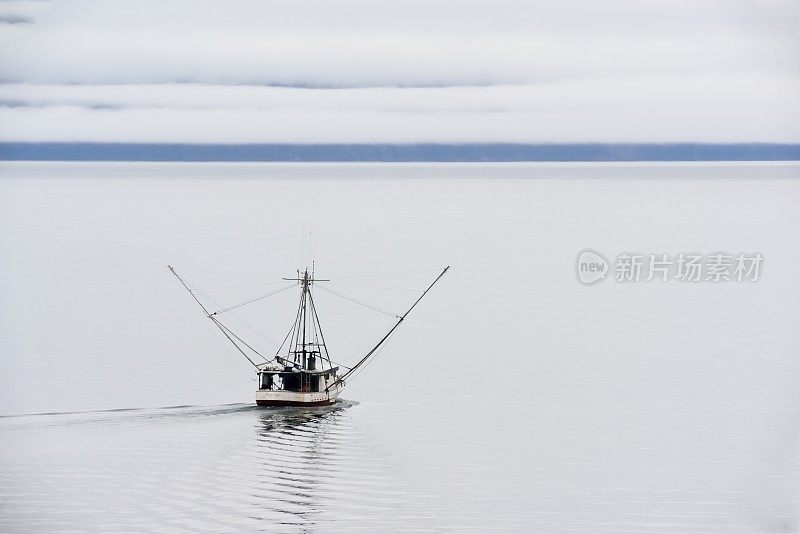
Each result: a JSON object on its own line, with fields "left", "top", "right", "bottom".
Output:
{"left": 250, "top": 400, "right": 355, "bottom": 528}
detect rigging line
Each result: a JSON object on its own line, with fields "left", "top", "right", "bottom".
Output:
{"left": 192, "top": 284, "right": 283, "bottom": 346}
{"left": 344, "top": 328, "right": 398, "bottom": 384}
{"left": 195, "top": 281, "right": 290, "bottom": 291}
{"left": 315, "top": 284, "right": 401, "bottom": 318}
{"left": 332, "top": 266, "right": 449, "bottom": 387}
{"left": 325, "top": 268, "right": 442, "bottom": 280}
{"left": 170, "top": 267, "right": 285, "bottom": 279}
{"left": 307, "top": 290, "right": 333, "bottom": 368}
{"left": 336, "top": 337, "right": 378, "bottom": 370}
{"left": 204, "top": 314, "right": 259, "bottom": 368}
{"left": 309, "top": 289, "right": 319, "bottom": 346}
{"left": 168, "top": 265, "right": 259, "bottom": 369}
{"left": 274, "top": 308, "right": 298, "bottom": 358}
{"left": 227, "top": 356, "right": 258, "bottom": 382}
{"left": 274, "top": 295, "right": 302, "bottom": 358}
{"left": 310, "top": 307, "right": 318, "bottom": 346}
{"left": 218, "top": 343, "right": 259, "bottom": 382}
{"left": 188, "top": 286, "right": 278, "bottom": 347}
{"left": 286, "top": 290, "right": 305, "bottom": 363}
{"left": 317, "top": 280, "right": 418, "bottom": 292}
{"left": 212, "top": 317, "right": 269, "bottom": 362}
{"left": 192, "top": 284, "right": 284, "bottom": 348}
{"left": 210, "top": 283, "right": 296, "bottom": 316}
{"left": 301, "top": 278, "right": 308, "bottom": 353}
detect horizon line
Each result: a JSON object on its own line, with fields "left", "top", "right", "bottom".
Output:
{"left": 1, "top": 142, "right": 799, "bottom": 162}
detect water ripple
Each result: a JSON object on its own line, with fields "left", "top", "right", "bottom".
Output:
{"left": 0, "top": 400, "right": 436, "bottom": 533}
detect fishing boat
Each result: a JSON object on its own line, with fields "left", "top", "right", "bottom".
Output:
{"left": 168, "top": 264, "right": 449, "bottom": 407}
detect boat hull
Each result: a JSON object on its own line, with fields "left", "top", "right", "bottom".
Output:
{"left": 256, "top": 398, "right": 336, "bottom": 407}
{"left": 255, "top": 385, "right": 342, "bottom": 407}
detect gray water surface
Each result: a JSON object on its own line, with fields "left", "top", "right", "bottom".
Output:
{"left": 1, "top": 399, "right": 796, "bottom": 533}
{"left": 0, "top": 163, "right": 798, "bottom": 532}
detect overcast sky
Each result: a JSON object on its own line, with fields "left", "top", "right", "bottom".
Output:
{"left": 0, "top": 0, "right": 799, "bottom": 143}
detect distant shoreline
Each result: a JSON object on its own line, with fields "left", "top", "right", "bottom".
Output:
{"left": 1, "top": 143, "right": 799, "bottom": 162}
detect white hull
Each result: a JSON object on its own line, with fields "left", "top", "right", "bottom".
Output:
{"left": 255, "top": 384, "right": 343, "bottom": 406}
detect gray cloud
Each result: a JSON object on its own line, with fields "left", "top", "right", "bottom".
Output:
{"left": 0, "top": 0, "right": 798, "bottom": 142}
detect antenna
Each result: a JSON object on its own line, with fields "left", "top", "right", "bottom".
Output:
{"left": 300, "top": 225, "right": 306, "bottom": 269}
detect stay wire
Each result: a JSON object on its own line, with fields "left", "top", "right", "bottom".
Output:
{"left": 170, "top": 267, "right": 284, "bottom": 279}
{"left": 344, "top": 328, "right": 398, "bottom": 384}
{"left": 320, "top": 280, "right": 417, "bottom": 292}
{"left": 196, "top": 280, "right": 290, "bottom": 291}
{"left": 315, "top": 283, "right": 400, "bottom": 318}
{"left": 210, "top": 283, "right": 296, "bottom": 316}
{"left": 212, "top": 317, "right": 269, "bottom": 362}
{"left": 325, "top": 268, "right": 442, "bottom": 280}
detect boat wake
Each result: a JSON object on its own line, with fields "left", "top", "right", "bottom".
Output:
{"left": 0, "top": 397, "right": 430, "bottom": 533}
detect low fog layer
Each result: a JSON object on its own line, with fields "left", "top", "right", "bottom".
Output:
{"left": 0, "top": 0, "right": 798, "bottom": 143}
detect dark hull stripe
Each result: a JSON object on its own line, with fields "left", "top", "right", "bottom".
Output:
{"left": 256, "top": 399, "right": 334, "bottom": 407}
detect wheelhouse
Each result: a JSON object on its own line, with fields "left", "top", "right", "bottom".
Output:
{"left": 257, "top": 366, "right": 339, "bottom": 393}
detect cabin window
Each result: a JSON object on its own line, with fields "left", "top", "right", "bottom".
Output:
{"left": 259, "top": 373, "right": 273, "bottom": 390}
{"left": 284, "top": 373, "right": 300, "bottom": 391}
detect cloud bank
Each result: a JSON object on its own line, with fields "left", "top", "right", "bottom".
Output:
{"left": 0, "top": 0, "right": 798, "bottom": 142}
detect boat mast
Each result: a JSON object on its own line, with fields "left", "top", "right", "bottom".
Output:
{"left": 284, "top": 268, "right": 329, "bottom": 371}
{"left": 301, "top": 270, "right": 307, "bottom": 368}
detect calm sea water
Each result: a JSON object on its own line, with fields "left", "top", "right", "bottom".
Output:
{"left": 1, "top": 162, "right": 799, "bottom": 532}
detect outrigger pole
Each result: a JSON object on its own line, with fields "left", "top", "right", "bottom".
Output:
{"left": 329, "top": 266, "right": 450, "bottom": 389}
{"left": 167, "top": 265, "right": 260, "bottom": 368}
